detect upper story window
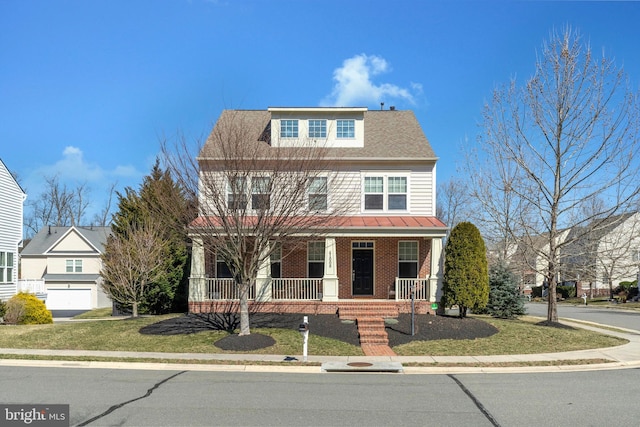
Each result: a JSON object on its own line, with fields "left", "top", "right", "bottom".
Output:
{"left": 398, "top": 241, "right": 418, "bottom": 278}
{"left": 336, "top": 119, "right": 355, "bottom": 138}
{"left": 388, "top": 177, "right": 407, "bottom": 210}
{"left": 364, "top": 177, "right": 384, "bottom": 210}
{"left": 281, "top": 119, "right": 298, "bottom": 138}
{"left": 308, "top": 241, "right": 325, "bottom": 278}
{"left": 0, "top": 252, "right": 13, "bottom": 283}
{"left": 363, "top": 175, "right": 408, "bottom": 211}
{"left": 308, "top": 120, "right": 327, "bottom": 138}
{"left": 308, "top": 177, "right": 328, "bottom": 211}
{"left": 66, "top": 259, "right": 82, "bottom": 273}
{"left": 227, "top": 177, "right": 248, "bottom": 210}
{"left": 251, "top": 177, "right": 271, "bottom": 210}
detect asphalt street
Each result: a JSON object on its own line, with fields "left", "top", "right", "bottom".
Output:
{"left": 3, "top": 366, "right": 640, "bottom": 426}
{"left": 525, "top": 302, "right": 640, "bottom": 331}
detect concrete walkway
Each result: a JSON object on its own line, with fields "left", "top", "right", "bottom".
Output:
{"left": 2, "top": 318, "right": 640, "bottom": 374}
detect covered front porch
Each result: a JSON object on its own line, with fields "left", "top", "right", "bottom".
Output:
{"left": 188, "top": 231, "right": 445, "bottom": 314}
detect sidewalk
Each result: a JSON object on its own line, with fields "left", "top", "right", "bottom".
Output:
{"left": 2, "top": 318, "right": 640, "bottom": 374}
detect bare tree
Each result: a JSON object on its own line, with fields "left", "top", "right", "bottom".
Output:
{"left": 24, "top": 176, "right": 119, "bottom": 237}
{"left": 436, "top": 177, "right": 471, "bottom": 236}
{"left": 474, "top": 27, "right": 640, "bottom": 323}
{"left": 161, "top": 110, "right": 351, "bottom": 335}
{"left": 100, "top": 219, "right": 166, "bottom": 317}
{"left": 92, "top": 182, "right": 118, "bottom": 227}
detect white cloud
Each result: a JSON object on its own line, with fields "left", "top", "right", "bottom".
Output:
{"left": 321, "top": 54, "right": 418, "bottom": 107}
{"left": 23, "top": 146, "right": 143, "bottom": 202}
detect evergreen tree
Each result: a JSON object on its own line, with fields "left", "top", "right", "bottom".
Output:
{"left": 442, "top": 221, "right": 489, "bottom": 318}
{"left": 476, "top": 261, "right": 526, "bottom": 319}
{"left": 107, "top": 160, "right": 190, "bottom": 314}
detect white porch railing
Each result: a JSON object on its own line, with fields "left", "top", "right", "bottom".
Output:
{"left": 271, "top": 278, "right": 323, "bottom": 300}
{"left": 206, "top": 278, "right": 255, "bottom": 300}
{"left": 394, "top": 278, "right": 430, "bottom": 300}
{"left": 17, "top": 279, "right": 46, "bottom": 294}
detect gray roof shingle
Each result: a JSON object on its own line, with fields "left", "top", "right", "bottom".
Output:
{"left": 198, "top": 109, "right": 437, "bottom": 161}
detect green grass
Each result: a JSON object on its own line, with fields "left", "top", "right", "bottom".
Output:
{"left": 0, "top": 313, "right": 627, "bottom": 358}
{"left": 0, "top": 314, "right": 363, "bottom": 356}
{"left": 72, "top": 307, "right": 114, "bottom": 319}
{"left": 393, "top": 315, "right": 627, "bottom": 356}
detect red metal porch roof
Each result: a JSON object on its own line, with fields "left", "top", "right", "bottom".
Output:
{"left": 190, "top": 215, "right": 447, "bottom": 230}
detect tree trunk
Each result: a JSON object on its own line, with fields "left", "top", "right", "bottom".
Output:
{"left": 238, "top": 283, "right": 250, "bottom": 336}
{"left": 547, "top": 274, "right": 558, "bottom": 323}
{"left": 132, "top": 302, "right": 138, "bottom": 318}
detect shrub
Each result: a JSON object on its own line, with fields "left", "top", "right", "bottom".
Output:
{"left": 532, "top": 286, "right": 543, "bottom": 298}
{"left": 0, "top": 300, "right": 6, "bottom": 319}
{"left": 556, "top": 285, "right": 576, "bottom": 299}
{"left": 442, "top": 222, "right": 489, "bottom": 317}
{"left": 475, "top": 261, "right": 526, "bottom": 319}
{"left": 4, "top": 293, "right": 53, "bottom": 325}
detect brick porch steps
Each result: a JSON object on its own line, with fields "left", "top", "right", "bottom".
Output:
{"left": 337, "top": 303, "right": 400, "bottom": 320}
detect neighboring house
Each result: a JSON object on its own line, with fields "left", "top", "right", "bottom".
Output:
{"left": 189, "top": 107, "right": 448, "bottom": 315}
{"left": 506, "top": 213, "right": 640, "bottom": 296}
{"left": 564, "top": 213, "right": 640, "bottom": 295}
{"left": 20, "top": 226, "right": 112, "bottom": 311}
{"left": 0, "top": 158, "right": 27, "bottom": 301}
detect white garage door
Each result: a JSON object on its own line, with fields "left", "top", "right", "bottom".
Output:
{"left": 45, "top": 289, "right": 92, "bottom": 310}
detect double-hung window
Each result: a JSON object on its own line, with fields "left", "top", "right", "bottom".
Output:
{"left": 398, "top": 241, "right": 418, "bottom": 278}
{"left": 309, "top": 177, "right": 328, "bottom": 211}
{"left": 66, "top": 259, "right": 82, "bottom": 273}
{"left": 251, "top": 177, "right": 271, "bottom": 210}
{"left": 216, "top": 253, "right": 233, "bottom": 279}
{"left": 308, "top": 120, "right": 326, "bottom": 138}
{"left": 0, "top": 252, "right": 13, "bottom": 283}
{"left": 388, "top": 177, "right": 407, "bottom": 210}
{"left": 227, "top": 177, "right": 248, "bottom": 210}
{"left": 363, "top": 175, "right": 408, "bottom": 211}
{"left": 364, "top": 177, "right": 384, "bottom": 210}
{"left": 308, "top": 241, "right": 325, "bottom": 278}
{"left": 336, "top": 119, "right": 355, "bottom": 138}
{"left": 270, "top": 243, "right": 282, "bottom": 279}
{"left": 281, "top": 119, "right": 298, "bottom": 138}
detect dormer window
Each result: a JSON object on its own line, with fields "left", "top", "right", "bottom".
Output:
{"left": 337, "top": 119, "right": 355, "bottom": 138}
{"left": 308, "top": 120, "right": 327, "bottom": 138}
{"left": 281, "top": 119, "right": 298, "bottom": 138}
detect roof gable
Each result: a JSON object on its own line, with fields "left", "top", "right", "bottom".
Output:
{"left": 0, "top": 158, "right": 26, "bottom": 197}
{"left": 21, "top": 226, "right": 111, "bottom": 256}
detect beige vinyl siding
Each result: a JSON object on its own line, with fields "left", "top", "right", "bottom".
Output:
{"left": 409, "top": 165, "right": 435, "bottom": 215}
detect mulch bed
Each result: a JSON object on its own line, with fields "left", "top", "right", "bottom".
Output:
{"left": 140, "top": 312, "right": 498, "bottom": 351}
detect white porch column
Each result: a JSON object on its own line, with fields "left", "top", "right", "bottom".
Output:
{"left": 189, "top": 237, "right": 206, "bottom": 302}
{"left": 429, "top": 237, "right": 444, "bottom": 303}
{"left": 322, "top": 237, "right": 339, "bottom": 301}
{"left": 255, "top": 245, "right": 272, "bottom": 302}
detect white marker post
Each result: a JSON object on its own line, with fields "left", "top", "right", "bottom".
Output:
{"left": 299, "top": 315, "right": 309, "bottom": 362}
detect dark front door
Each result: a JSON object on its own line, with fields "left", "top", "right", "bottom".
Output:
{"left": 352, "top": 249, "right": 374, "bottom": 295}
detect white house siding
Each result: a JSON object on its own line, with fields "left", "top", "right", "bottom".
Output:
{"left": 0, "top": 160, "right": 25, "bottom": 301}
{"left": 409, "top": 164, "right": 435, "bottom": 215}
{"left": 594, "top": 213, "right": 640, "bottom": 288}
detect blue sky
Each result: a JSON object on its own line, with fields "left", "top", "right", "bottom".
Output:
{"left": 2, "top": 0, "right": 640, "bottom": 221}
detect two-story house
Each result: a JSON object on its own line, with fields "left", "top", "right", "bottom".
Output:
{"left": 188, "top": 107, "right": 447, "bottom": 316}
{"left": 20, "top": 226, "right": 113, "bottom": 312}
{"left": 0, "top": 158, "right": 27, "bottom": 301}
